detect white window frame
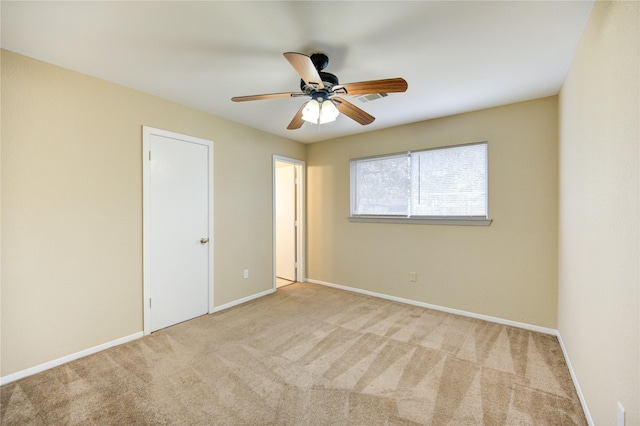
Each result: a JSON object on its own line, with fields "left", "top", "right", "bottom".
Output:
{"left": 349, "top": 142, "right": 492, "bottom": 226}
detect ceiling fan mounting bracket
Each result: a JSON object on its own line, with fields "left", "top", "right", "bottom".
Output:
{"left": 309, "top": 52, "right": 329, "bottom": 71}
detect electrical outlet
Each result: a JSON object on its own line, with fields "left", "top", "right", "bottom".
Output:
{"left": 410, "top": 272, "right": 417, "bottom": 282}
{"left": 243, "top": 269, "right": 249, "bottom": 279}
{"left": 617, "top": 402, "right": 625, "bottom": 426}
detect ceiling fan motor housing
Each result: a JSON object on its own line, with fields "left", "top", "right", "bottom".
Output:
{"left": 300, "top": 72, "right": 339, "bottom": 91}
{"left": 299, "top": 52, "right": 339, "bottom": 91}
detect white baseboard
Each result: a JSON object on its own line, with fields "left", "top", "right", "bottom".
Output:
{"left": 1, "top": 289, "right": 276, "bottom": 386}
{"left": 307, "top": 278, "right": 556, "bottom": 335}
{"left": 0, "top": 332, "right": 143, "bottom": 386}
{"left": 556, "top": 332, "right": 594, "bottom": 425}
{"left": 209, "top": 288, "right": 275, "bottom": 314}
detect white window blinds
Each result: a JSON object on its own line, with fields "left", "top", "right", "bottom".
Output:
{"left": 410, "top": 143, "right": 487, "bottom": 217}
{"left": 351, "top": 142, "right": 488, "bottom": 219}
{"left": 352, "top": 154, "right": 409, "bottom": 215}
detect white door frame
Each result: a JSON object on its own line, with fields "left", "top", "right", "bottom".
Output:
{"left": 142, "top": 126, "right": 214, "bottom": 335}
{"left": 273, "top": 155, "right": 305, "bottom": 288}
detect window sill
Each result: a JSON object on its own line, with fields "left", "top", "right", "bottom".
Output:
{"left": 348, "top": 216, "right": 493, "bottom": 226}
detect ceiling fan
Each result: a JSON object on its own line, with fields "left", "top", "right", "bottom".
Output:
{"left": 231, "top": 52, "right": 408, "bottom": 130}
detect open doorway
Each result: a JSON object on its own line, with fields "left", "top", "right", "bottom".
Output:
{"left": 273, "top": 156, "right": 305, "bottom": 289}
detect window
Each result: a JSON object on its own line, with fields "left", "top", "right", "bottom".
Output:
{"left": 350, "top": 142, "right": 490, "bottom": 225}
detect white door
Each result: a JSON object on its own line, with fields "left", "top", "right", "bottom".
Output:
{"left": 275, "top": 162, "right": 296, "bottom": 281}
{"left": 143, "top": 127, "right": 213, "bottom": 333}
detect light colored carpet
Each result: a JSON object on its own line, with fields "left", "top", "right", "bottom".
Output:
{"left": 1, "top": 282, "right": 586, "bottom": 425}
{"left": 276, "top": 277, "right": 296, "bottom": 288}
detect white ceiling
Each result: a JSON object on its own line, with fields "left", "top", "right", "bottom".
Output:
{"left": 1, "top": 1, "right": 594, "bottom": 143}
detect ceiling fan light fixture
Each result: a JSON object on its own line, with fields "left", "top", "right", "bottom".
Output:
{"left": 301, "top": 99, "right": 320, "bottom": 123}
{"left": 302, "top": 98, "right": 339, "bottom": 124}
{"left": 319, "top": 100, "right": 339, "bottom": 124}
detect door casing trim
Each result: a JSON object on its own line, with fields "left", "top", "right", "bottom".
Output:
{"left": 272, "top": 155, "right": 305, "bottom": 288}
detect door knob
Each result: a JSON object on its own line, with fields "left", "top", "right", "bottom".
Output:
{"left": 200, "top": 238, "right": 209, "bottom": 244}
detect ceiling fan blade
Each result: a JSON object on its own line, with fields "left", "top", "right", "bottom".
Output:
{"left": 287, "top": 103, "right": 306, "bottom": 130}
{"left": 332, "top": 97, "right": 375, "bottom": 125}
{"left": 283, "top": 52, "right": 325, "bottom": 90}
{"left": 332, "top": 78, "right": 408, "bottom": 96}
{"left": 231, "top": 92, "right": 304, "bottom": 102}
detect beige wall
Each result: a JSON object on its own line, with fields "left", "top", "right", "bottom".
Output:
{"left": 307, "top": 97, "right": 559, "bottom": 328}
{"left": 5, "top": 5, "right": 639, "bottom": 421}
{"left": 0, "top": 50, "right": 305, "bottom": 376}
{"left": 558, "top": 1, "right": 639, "bottom": 424}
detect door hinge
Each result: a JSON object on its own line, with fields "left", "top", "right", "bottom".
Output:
{"left": 294, "top": 220, "right": 298, "bottom": 227}
{"left": 149, "top": 298, "right": 152, "bottom": 308}
{"left": 148, "top": 151, "right": 151, "bottom": 161}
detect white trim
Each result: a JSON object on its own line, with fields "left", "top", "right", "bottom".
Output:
{"left": 556, "top": 332, "right": 594, "bottom": 425}
{"left": 0, "top": 332, "right": 143, "bottom": 386}
{"left": 142, "top": 126, "right": 214, "bottom": 335}
{"left": 349, "top": 216, "right": 492, "bottom": 226}
{"left": 209, "top": 288, "right": 275, "bottom": 314}
{"left": 0, "top": 287, "right": 272, "bottom": 385}
{"left": 272, "top": 155, "right": 306, "bottom": 289}
{"left": 306, "top": 278, "right": 556, "bottom": 335}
